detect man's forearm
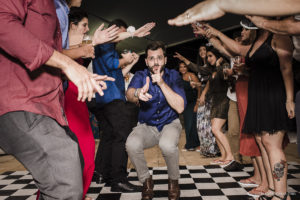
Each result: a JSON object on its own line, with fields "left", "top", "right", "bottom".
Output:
{"left": 62, "top": 48, "right": 85, "bottom": 60}
{"left": 219, "top": 0, "right": 300, "bottom": 16}
{"left": 46, "top": 50, "right": 78, "bottom": 71}
{"left": 160, "top": 83, "right": 184, "bottom": 114}
{"left": 126, "top": 88, "right": 139, "bottom": 103}
{"left": 259, "top": 18, "right": 300, "bottom": 35}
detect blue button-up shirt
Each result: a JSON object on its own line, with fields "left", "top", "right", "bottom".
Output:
{"left": 93, "top": 43, "right": 126, "bottom": 107}
{"left": 128, "top": 68, "right": 186, "bottom": 131}
{"left": 54, "top": 0, "right": 69, "bottom": 49}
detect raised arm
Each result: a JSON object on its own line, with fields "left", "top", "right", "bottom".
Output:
{"left": 199, "top": 24, "right": 250, "bottom": 57}
{"left": 168, "top": 0, "right": 300, "bottom": 26}
{"left": 208, "top": 37, "right": 234, "bottom": 58}
{"left": 122, "top": 52, "right": 139, "bottom": 76}
{"left": 247, "top": 16, "right": 300, "bottom": 36}
{"left": 112, "top": 22, "right": 156, "bottom": 43}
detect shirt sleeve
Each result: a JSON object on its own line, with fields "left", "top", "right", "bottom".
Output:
{"left": 95, "top": 44, "right": 119, "bottom": 70}
{"left": 128, "top": 71, "right": 145, "bottom": 89}
{"left": 0, "top": 0, "right": 54, "bottom": 71}
{"left": 170, "top": 70, "right": 187, "bottom": 108}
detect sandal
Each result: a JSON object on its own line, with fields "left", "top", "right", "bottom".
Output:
{"left": 220, "top": 160, "right": 234, "bottom": 167}
{"left": 210, "top": 159, "right": 225, "bottom": 165}
{"left": 257, "top": 188, "right": 275, "bottom": 200}
{"left": 247, "top": 186, "right": 268, "bottom": 197}
{"left": 238, "top": 177, "right": 260, "bottom": 187}
{"left": 273, "top": 193, "right": 288, "bottom": 200}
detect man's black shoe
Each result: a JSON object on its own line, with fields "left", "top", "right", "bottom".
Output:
{"left": 111, "top": 181, "right": 142, "bottom": 193}
{"left": 223, "top": 160, "right": 244, "bottom": 171}
{"left": 94, "top": 171, "right": 112, "bottom": 186}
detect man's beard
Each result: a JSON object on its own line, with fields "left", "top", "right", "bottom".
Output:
{"left": 148, "top": 64, "right": 165, "bottom": 74}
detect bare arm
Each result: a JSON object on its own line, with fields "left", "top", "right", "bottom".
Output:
{"left": 190, "top": 73, "right": 201, "bottom": 112}
{"left": 208, "top": 37, "right": 233, "bottom": 58}
{"left": 111, "top": 22, "right": 156, "bottom": 43}
{"left": 199, "top": 80, "right": 210, "bottom": 106}
{"left": 62, "top": 45, "right": 95, "bottom": 60}
{"left": 126, "top": 87, "right": 139, "bottom": 103}
{"left": 122, "top": 53, "right": 139, "bottom": 76}
{"left": 247, "top": 16, "right": 300, "bottom": 36}
{"left": 204, "top": 24, "right": 250, "bottom": 57}
{"left": 274, "top": 34, "right": 295, "bottom": 118}
{"left": 168, "top": 0, "right": 300, "bottom": 26}
{"left": 46, "top": 50, "right": 114, "bottom": 102}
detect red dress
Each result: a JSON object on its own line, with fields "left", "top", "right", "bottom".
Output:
{"left": 236, "top": 76, "right": 261, "bottom": 157}
{"left": 64, "top": 81, "right": 95, "bottom": 198}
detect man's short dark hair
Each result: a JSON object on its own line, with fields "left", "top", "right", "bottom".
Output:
{"left": 145, "top": 41, "right": 167, "bottom": 57}
{"left": 68, "top": 7, "right": 88, "bottom": 27}
{"left": 108, "top": 19, "right": 128, "bottom": 29}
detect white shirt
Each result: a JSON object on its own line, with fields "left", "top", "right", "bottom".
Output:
{"left": 227, "top": 58, "right": 237, "bottom": 102}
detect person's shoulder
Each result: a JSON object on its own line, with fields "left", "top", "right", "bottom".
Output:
{"left": 167, "top": 68, "right": 180, "bottom": 76}
{"left": 134, "top": 69, "right": 148, "bottom": 77}
{"left": 96, "top": 43, "right": 115, "bottom": 50}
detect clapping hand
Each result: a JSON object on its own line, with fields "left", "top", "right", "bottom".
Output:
{"left": 92, "top": 24, "right": 119, "bottom": 46}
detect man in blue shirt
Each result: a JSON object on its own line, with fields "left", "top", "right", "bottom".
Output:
{"left": 92, "top": 19, "right": 142, "bottom": 193}
{"left": 126, "top": 41, "right": 186, "bottom": 200}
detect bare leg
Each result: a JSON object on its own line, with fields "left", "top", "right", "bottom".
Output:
{"left": 255, "top": 156, "right": 269, "bottom": 190}
{"left": 215, "top": 138, "right": 226, "bottom": 161}
{"left": 211, "top": 118, "right": 234, "bottom": 162}
{"left": 256, "top": 135, "right": 274, "bottom": 191}
{"left": 240, "top": 157, "right": 261, "bottom": 184}
{"left": 262, "top": 132, "right": 290, "bottom": 200}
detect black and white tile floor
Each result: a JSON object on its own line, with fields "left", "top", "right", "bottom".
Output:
{"left": 0, "top": 162, "right": 299, "bottom": 200}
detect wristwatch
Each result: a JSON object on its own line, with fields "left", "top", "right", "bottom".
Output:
{"left": 134, "top": 88, "right": 140, "bottom": 98}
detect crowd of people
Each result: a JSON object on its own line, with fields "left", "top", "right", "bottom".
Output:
{"left": 0, "top": 0, "right": 299, "bottom": 200}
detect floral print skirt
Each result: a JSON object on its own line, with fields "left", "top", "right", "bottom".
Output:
{"left": 197, "top": 100, "right": 220, "bottom": 157}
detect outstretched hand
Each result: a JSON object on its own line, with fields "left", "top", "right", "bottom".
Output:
{"left": 173, "top": 52, "right": 185, "bottom": 61}
{"left": 92, "top": 24, "right": 119, "bottom": 46}
{"left": 138, "top": 77, "right": 152, "bottom": 102}
{"left": 168, "top": 0, "right": 225, "bottom": 26}
{"left": 134, "top": 22, "right": 156, "bottom": 37}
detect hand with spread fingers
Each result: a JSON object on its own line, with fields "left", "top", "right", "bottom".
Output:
{"left": 134, "top": 22, "right": 156, "bottom": 38}
{"left": 92, "top": 24, "right": 119, "bottom": 46}
{"left": 137, "top": 77, "right": 152, "bottom": 102}
{"left": 168, "top": 0, "right": 224, "bottom": 26}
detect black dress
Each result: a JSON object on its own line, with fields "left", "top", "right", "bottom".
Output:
{"left": 182, "top": 80, "right": 200, "bottom": 149}
{"left": 242, "top": 34, "right": 290, "bottom": 134}
{"left": 206, "top": 65, "right": 229, "bottom": 120}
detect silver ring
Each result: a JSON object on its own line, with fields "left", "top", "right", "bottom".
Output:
{"left": 186, "top": 13, "right": 190, "bottom": 20}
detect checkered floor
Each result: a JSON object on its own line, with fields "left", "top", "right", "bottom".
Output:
{"left": 0, "top": 162, "right": 300, "bottom": 200}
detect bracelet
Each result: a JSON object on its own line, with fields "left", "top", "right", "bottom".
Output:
{"left": 286, "top": 101, "right": 294, "bottom": 104}
{"left": 134, "top": 88, "right": 140, "bottom": 98}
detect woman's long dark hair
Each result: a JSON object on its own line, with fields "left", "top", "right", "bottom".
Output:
{"left": 196, "top": 45, "right": 206, "bottom": 67}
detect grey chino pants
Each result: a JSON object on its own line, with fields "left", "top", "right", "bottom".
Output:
{"left": 0, "top": 111, "right": 83, "bottom": 200}
{"left": 126, "top": 119, "right": 182, "bottom": 183}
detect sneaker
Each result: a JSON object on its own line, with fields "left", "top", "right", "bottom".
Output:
{"left": 223, "top": 160, "right": 244, "bottom": 171}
